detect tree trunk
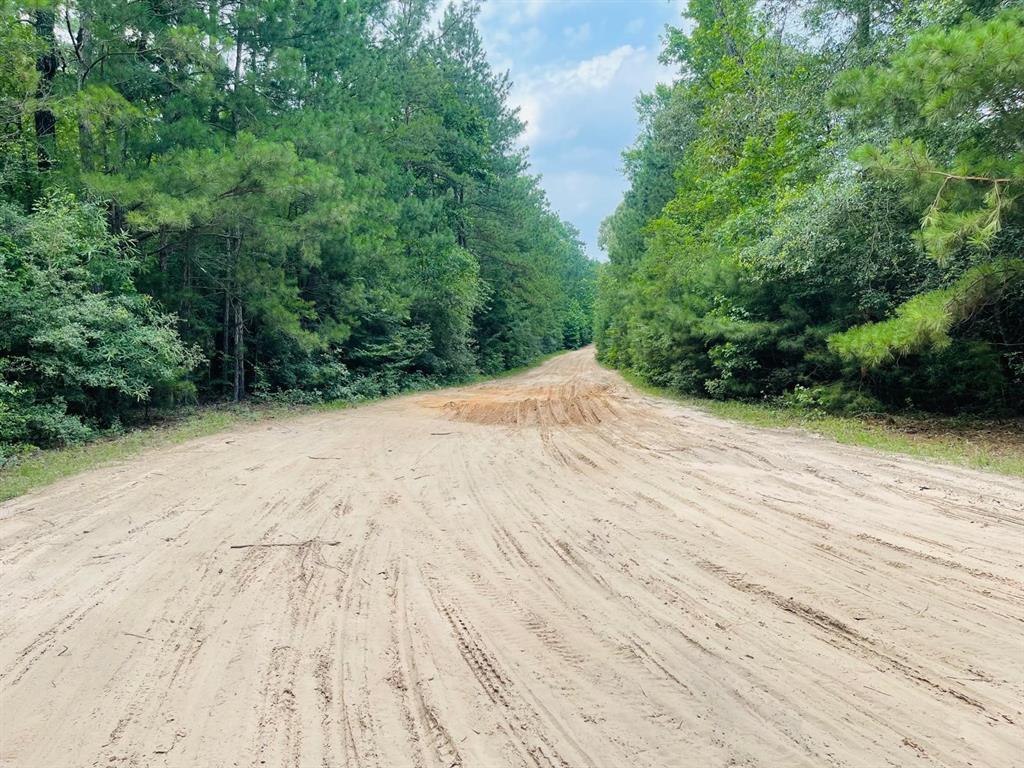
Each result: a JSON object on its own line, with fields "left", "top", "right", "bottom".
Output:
{"left": 855, "top": 0, "right": 871, "bottom": 49}
{"left": 75, "top": 8, "right": 95, "bottom": 171}
{"left": 181, "top": 257, "right": 193, "bottom": 334}
{"left": 223, "top": 288, "right": 232, "bottom": 394}
{"left": 711, "top": 0, "right": 741, "bottom": 62}
{"left": 233, "top": 301, "right": 245, "bottom": 402}
{"left": 456, "top": 186, "right": 467, "bottom": 247}
{"left": 233, "top": 6, "right": 243, "bottom": 134}
{"left": 33, "top": 9, "right": 57, "bottom": 171}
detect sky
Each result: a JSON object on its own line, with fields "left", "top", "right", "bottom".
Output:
{"left": 438, "top": 0, "right": 684, "bottom": 261}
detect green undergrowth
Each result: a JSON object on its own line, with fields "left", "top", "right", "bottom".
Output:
{"left": 0, "top": 350, "right": 573, "bottom": 503}
{"left": 613, "top": 367, "right": 1024, "bottom": 478}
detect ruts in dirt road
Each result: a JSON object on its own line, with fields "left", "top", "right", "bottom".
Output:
{"left": 1, "top": 348, "right": 1022, "bottom": 767}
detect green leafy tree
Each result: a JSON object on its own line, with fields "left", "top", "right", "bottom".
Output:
{"left": 830, "top": 9, "right": 1024, "bottom": 376}
{"left": 597, "top": 0, "right": 1022, "bottom": 414}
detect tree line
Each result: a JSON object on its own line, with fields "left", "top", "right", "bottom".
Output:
{"left": 0, "top": 0, "right": 596, "bottom": 454}
{"left": 597, "top": 0, "right": 1022, "bottom": 416}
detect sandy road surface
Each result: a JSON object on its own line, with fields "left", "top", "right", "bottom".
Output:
{"left": 2, "top": 348, "right": 1023, "bottom": 768}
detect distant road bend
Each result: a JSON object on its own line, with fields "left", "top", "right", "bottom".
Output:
{"left": 1, "top": 348, "right": 1022, "bottom": 767}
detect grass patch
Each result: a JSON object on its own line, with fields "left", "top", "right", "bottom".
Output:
{"left": 614, "top": 367, "right": 1024, "bottom": 478}
{"left": 0, "top": 348, "right": 576, "bottom": 503}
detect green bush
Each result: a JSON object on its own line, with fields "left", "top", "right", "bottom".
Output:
{"left": 0, "top": 194, "right": 198, "bottom": 451}
{"left": 782, "top": 382, "right": 885, "bottom": 417}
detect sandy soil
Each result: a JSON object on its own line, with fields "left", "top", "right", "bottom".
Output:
{"left": 2, "top": 348, "right": 1023, "bottom": 768}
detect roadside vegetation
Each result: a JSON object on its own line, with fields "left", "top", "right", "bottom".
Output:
{"left": 597, "top": 1, "right": 1023, "bottom": 424}
{"left": 0, "top": 0, "right": 596, "bottom": 461}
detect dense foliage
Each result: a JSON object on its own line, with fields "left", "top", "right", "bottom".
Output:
{"left": 0, "top": 0, "right": 595, "bottom": 453}
{"left": 597, "top": 0, "right": 1023, "bottom": 416}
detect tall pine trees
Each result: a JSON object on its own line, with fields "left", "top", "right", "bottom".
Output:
{"left": 0, "top": 0, "right": 595, "bottom": 453}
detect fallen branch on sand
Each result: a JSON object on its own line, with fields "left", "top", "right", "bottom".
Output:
{"left": 229, "top": 538, "right": 342, "bottom": 549}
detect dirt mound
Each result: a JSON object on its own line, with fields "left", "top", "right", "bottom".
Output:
{"left": 430, "top": 381, "right": 620, "bottom": 426}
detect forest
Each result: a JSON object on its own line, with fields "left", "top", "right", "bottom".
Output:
{"left": 0, "top": 0, "right": 596, "bottom": 454}
{"left": 597, "top": 0, "right": 1023, "bottom": 416}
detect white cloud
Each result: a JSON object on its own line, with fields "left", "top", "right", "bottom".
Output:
{"left": 515, "top": 90, "right": 544, "bottom": 144}
{"left": 431, "top": 0, "right": 552, "bottom": 39}
{"left": 510, "top": 44, "right": 673, "bottom": 145}
{"left": 567, "top": 44, "right": 636, "bottom": 89}
{"left": 563, "top": 21, "right": 591, "bottom": 46}
{"left": 521, "top": 0, "right": 550, "bottom": 20}
{"left": 480, "top": 0, "right": 551, "bottom": 28}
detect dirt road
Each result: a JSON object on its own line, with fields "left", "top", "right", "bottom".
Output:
{"left": 2, "top": 348, "right": 1022, "bottom": 767}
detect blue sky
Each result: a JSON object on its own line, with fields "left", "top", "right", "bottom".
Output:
{"left": 437, "top": 1, "right": 684, "bottom": 260}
